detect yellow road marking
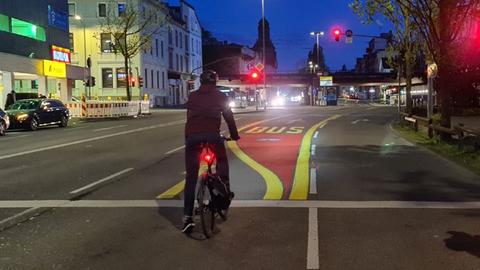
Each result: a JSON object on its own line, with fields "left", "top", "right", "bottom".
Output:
{"left": 157, "top": 180, "right": 185, "bottom": 199}
{"left": 157, "top": 115, "right": 292, "bottom": 200}
{"left": 289, "top": 115, "right": 341, "bottom": 200}
{"left": 227, "top": 141, "right": 283, "bottom": 200}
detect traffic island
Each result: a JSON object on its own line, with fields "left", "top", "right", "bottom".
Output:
{"left": 393, "top": 122, "right": 480, "bottom": 175}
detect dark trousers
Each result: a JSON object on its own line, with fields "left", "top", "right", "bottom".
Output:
{"left": 184, "top": 133, "right": 229, "bottom": 216}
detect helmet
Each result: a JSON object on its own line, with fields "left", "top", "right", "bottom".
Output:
{"left": 200, "top": 70, "right": 218, "bottom": 85}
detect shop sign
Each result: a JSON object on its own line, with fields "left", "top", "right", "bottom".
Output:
{"left": 51, "top": 45, "right": 71, "bottom": 63}
{"left": 48, "top": 5, "right": 68, "bottom": 32}
{"left": 43, "top": 60, "right": 66, "bottom": 78}
{"left": 320, "top": 76, "right": 333, "bottom": 86}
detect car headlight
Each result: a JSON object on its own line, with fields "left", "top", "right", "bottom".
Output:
{"left": 229, "top": 101, "right": 235, "bottom": 107}
{"left": 16, "top": 114, "right": 29, "bottom": 121}
{"left": 4, "top": 115, "right": 9, "bottom": 126}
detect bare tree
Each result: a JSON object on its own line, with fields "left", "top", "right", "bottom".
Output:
{"left": 98, "top": 0, "right": 164, "bottom": 101}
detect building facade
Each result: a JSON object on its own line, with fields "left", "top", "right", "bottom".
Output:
{"left": 68, "top": 0, "right": 202, "bottom": 107}
{"left": 0, "top": 0, "right": 85, "bottom": 109}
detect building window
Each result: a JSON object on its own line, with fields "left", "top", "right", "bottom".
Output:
{"left": 162, "top": 71, "right": 165, "bottom": 89}
{"left": 185, "top": 36, "right": 188, "bottom": 51}
{"left": 98, "top": 3, "right": 107, "bottom": 17}
{"left": 118, "top": 3, "right": 126, "bottom": 17}
{"left": 69, "top": 33, "right": 74, "bottom": 52}
{"left": 100, "top": 33, "right": 112, "bottom": 52}
{"left": 155, "top": 39, "right": 159, "bottom": 57}
{"left": 161, "top": 41, "right": 164, "bottom": 58}
{"left": 145, "top": 68, "right": 148, "bottom": 88}
{"left": 168, "top": 28, "right": 172, "bottom": 45}
{"left": 191, "top": 38, "right": 194, "bottom": 53}
{"left": 151, "top": 70, "right": 154, "bottom": 88}
{"left": 185, "top": 56, "right": 189, "bottom": 73}
{"left": 176, "top": 54, "right": 179, "bottom": 71}
{"left": 102, "top": 68, "right": 113, "bottom": 88}
{"left": 180, "top": 56, "right": 183, "bottom": 72}
{"left": 11, "top": 18, "right": 46, "bottom": 41}
{"left": 175, "top": 30, "right": 178, "bottom": 47}
{"left": 169, "top": 50, "right": 173, "bottom": 69}
{"left": 157, "top": 71, "right": 160, "bottom": 89}
{"left": 116, "top": 68, "right": 127, "bottom": 88}
{"left": 179, "top": 32, "right": 182, "bottom": 49}
{"left": 68, "top": 3, "right": 76, "bottom": 17}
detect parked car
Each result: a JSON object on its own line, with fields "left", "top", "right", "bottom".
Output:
{"left": 0, "top": 108, "right": 9, "bottom": 136}
{"left": 6, "top": 99, "right": 69, "bottom": 131}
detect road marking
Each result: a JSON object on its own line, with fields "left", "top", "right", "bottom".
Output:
{"left": 227, "top": 141, "right": 283, "bottom": 200}
{"left": 4, "top": 200, "right": 480, "bottom": 209}
{"left": 165, "top": 145, "right": 185, "bottom": 155}
{"left": 309, "top": 169, "right": 317, "bottom": 194}
{"left": 69, "top": 168, "right": 134, "bottom": 194}
{"left": 313, "top": 131, "right": 319, "bottom": 139}
{"left": 351, "top": 119, "right": 369, "bottom": 125}
{"left": 157, "top": 180, "right": 185, "bottom": 199}
{"left": 237, "top": 114, "right": 292, "bottom": 132}
{"left": 0, "top": 120, "right": 186, "bottom": 161}
{"left": 2, "top": 134, "right": 31, "bottom": 140}
{"left": 311, "top": 145, "right": 316, "bottom": 156}
{"left": 307, "top": 208, "right": 319, "bottom": 269}
{"left": 290, "top": 115, "right": 341, "bottom": 200}
{"left": 93, "top": 125, "right": 128, "bottom": 132}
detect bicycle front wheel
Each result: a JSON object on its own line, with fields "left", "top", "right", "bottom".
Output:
{"left": 197, "top": 179, "right": 215, "bottom": 238}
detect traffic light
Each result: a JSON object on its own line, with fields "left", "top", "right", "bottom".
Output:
{"left": 138, "top": 76, "right": 144, "bottom": 87}
{"left": 248, "top": 68, "right": 262, "bottom": 82}
{"left": 333, "top": 29, "right": 341, "bottom": 42}
{"left": 91, "top": 76, "right": 96, "bottom": 87}
{"left": 85, "top": 76, "right": 96, "bottom": 87}
{"left": 130, "top": 76, "right": 136, "bottom": 87}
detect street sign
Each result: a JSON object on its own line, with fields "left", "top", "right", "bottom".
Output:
{"left": 346, "top": 37, "right": 353, "bottom": 44}
{"left": 320, "top": 76, "right": 333, "bottom": 86}
{"left": 255, "top": 63, "right": 265, "bottom": 71}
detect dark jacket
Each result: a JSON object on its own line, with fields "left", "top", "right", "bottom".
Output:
{"left": 185, "top": 84, "right": 239, "bottom": 139}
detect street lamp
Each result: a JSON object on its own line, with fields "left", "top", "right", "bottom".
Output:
{"left": 310, "top": 31, "right": 325, "bottom": 71}
{"left": 74, "top": 15, "right": 88, "bottom": 98}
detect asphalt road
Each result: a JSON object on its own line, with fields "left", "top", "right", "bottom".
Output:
{"left": 1, "top": 104, "right": 480, "bottom": 270}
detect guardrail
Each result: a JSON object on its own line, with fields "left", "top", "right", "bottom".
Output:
{"left": 65, "top": 101, "right": 150, "bottom": 119}
{"left": 399, "top": 112, "right": 480, "bottom": 152}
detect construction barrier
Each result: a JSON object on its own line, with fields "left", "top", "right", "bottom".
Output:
{"left": 65, "top": 101, "right": 150, "bottom": 119}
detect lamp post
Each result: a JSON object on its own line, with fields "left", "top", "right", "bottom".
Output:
{"left": 74, "top": 15, "right": 88, "bottom": 98}
{"left": 310, "top": 31, "right": 324, "bottom": 106}
{"left": 261, "top": 0, "right": 267, "bottom": 109}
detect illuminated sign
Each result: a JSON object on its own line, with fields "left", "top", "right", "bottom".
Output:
{"left": 43, "top": 60, "right": 66, "bottom": 78}
{"left": 320, "top": 76, "right": 333, "bottom": 86}
{"left": 48, "top": 5, "right": 68, "bottom": 31}
{"left": 51, "top": 45, "right": 71, "bottom": 63}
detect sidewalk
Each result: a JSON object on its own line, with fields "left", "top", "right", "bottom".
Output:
{"left": 149, "top": 106, "right": 263, "bottom": 114}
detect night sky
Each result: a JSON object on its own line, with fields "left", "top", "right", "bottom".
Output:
{"left": 170, "top": 0, "right": 393, "bottom": 72}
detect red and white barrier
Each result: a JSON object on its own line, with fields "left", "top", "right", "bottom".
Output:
{"left": 65, "top": 101, "right": 150, "bottom": 118}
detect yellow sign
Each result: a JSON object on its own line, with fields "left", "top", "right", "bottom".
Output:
{"left": 43, "top": 60, "right": 66, "bottom": 78}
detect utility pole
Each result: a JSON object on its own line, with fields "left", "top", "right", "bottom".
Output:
{"left": 262, "top": 0, "right": 267, "bottom": 110}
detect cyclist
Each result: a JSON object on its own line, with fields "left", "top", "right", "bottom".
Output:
{"left": 182, "top": 70, "right": 240, "bottom": 233}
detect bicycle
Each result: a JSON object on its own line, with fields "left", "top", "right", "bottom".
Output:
{"left": 195, "top": 137, "right": 232, "bottom": 238}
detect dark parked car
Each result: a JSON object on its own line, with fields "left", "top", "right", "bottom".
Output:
{"left": 6, "top": 99, "right": 69, "bottom": 131}
{"left": 0, "top": 108, "right": 9, "bottom": 136}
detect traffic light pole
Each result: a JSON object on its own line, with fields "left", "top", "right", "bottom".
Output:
{"left": 262, "top": 0, "right": 267, "bottom": 110}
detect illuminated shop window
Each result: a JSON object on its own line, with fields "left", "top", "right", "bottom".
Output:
{"left": 11, "top": 18, "right": 46, "bottom": 41}
{"left": 0, "top": 14, "right": 9, "bottom": 32}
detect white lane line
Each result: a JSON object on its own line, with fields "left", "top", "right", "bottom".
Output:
{"left": 165, "top": 145, "right": 185, "bottom": 155}
{"left": 309, "top": 169, "right": 317, "bottom": 194}
{"left": 4, "top": 200, "right": 480, "bottom": 209}
{"left": 93, "top": 125, "right": 128, "bottom": 132}
{"left": 313, "top": 131, "right": 319, "bottom": 139}
{"left": 0, "top": 120, "right": 186, "bottom": 161}
{"left": 311, "top": 145, "right": 316, "bottom": 156}
{"left": 307, "top": 208, "right": 319, "bottom": 269}
{"left": 234, "top": 117, "right": 242, "bottom": 121}
{"left": 2, "top": 134, "right": 31, "bottom": 140}
{"left": 69, "top": 168, "right": 134, "bottom": 194}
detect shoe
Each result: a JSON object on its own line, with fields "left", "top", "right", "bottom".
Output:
{"left": 181, "top": 217, "right": 195, "bottom": 234}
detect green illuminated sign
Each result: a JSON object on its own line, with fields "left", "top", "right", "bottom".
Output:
{"left": 11, "top": 18, "right": 45, "bottom": 41}
{"left": 0, "top": 14, "right": 8, "bottom": 32}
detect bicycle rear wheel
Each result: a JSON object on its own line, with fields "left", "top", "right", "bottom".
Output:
{"left": 197, "top": 178, "right": 215, "bottom": 238}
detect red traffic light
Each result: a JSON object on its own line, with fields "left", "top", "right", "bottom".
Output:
{"left": 333, "top": 29, "right": 341, "bottom": 42}
{"left": 251, "top": 72, "right": 259, "bottom": 79}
